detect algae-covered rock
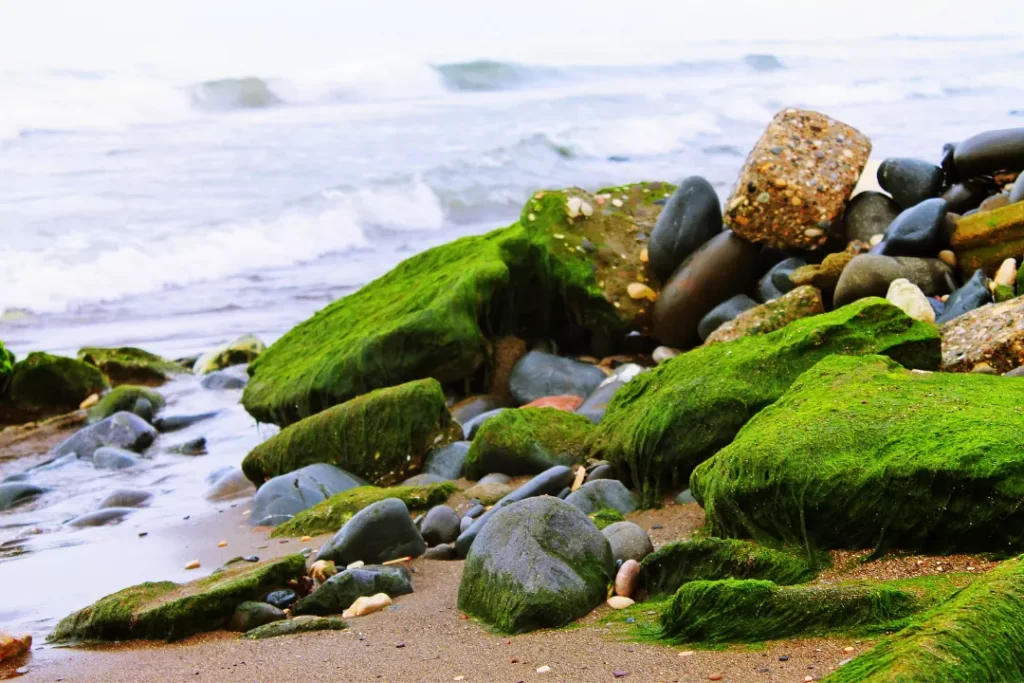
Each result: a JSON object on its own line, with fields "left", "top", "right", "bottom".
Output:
{"left": 242, "top": 379, "right": 461, "bottom": 487}
{"left": 464, "top": 407, "right": 593, "bottom": 479}
{"left": 250, "top": 463, "right": 365, "bottom": 528}
{"left": 564, "top": 479, "right": 637, "bottom": 516}
{"left": 458, "top": 496, "right": 615, "bottom": 633}
{"left": 54, "top": 411, "right": 157, "bottom": 460}
{"left": 87, "top": 386, "right": 165, "bottom": 424}
{"left": 589, "top": 298, "right": 941, "bottom": 506}
{"left": 77, "top": 347, "right": 183, "bottom": 386}
{"left": 661, "top": 578, "right": 919, "bottom": 644}
{"left": 292, "top": 565, "right": 412, "bottom": 616}
{"left": 2, "top": 352, "right": 108, "bottom": 424}
{"left": 244, "top": 615, "right": 348, "bottom": 640}
{"left": 950, "top": 200, "right": 1024, "bottom": 277}
{"left": 48, "top": 554, "right": 306, "bottom": 643}
{"left": 193, "top": 334, "right": 265, "bottom": 375}
{"left": 0, "top": 341, "right": 13, "bottom": 396}
{"left": 825, "top": 556, "right": 1024, "bottom": 682}
{"left": 692, "top": 354, "right": 1024, "bottom": 554}
{"left": 587, "top": 508, "right": 625, "bottom": 530}
{"left": 640, "top": 538, "right": 813, "bottom": 598}
{"left": 704, "top": 285, "right": 823, "bottom": 344}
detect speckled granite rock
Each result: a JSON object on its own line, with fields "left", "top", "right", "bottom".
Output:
{"left": 951, "top": 202, "right": 1024, "bottom": 278}
{"left": 724, "top": 109, "right": 871, "bottom": 250}
{"left": 941, "top": 295, "right": 1024, "bottom": 373}
{"left": 705, "top": 286, "right": 824, "bottom": 344}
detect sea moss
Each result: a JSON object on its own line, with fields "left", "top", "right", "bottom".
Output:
{"left": 588, "top": 508, "right": 626, "bottom": 530}
{"left": 588, "top": 298, "right": 941, "bottom": 506}
{"left": 640, "top": 538, "right": 814, "bottom": 598}
{"left": 0, "top": 341, "right": 13, "bottom": 396}
{"left": 2, "top": 352, "right": 108, "bottom": 424}
{"left": 271, "top": 482, "right": 458, "bottom": 538}
{"left": 464, "top": 407, "right": 594, "bottom": 479}
{"left": 691, "top": 354, "right": 1024, "bottom": 556}
{"left": 87, "top": 385, "right": 166, "bottom": 424}
{"left": 49, "top": 554, "right": 306, "bottom": 643}
{"left": 242, "top": 379, "right": 462, "bottom": 487}
{"left": 825, "top": 557, "right": 1024, "bottom": 682}
{"left": 661, "top": 578, "right": 920, "bottom": 644}
{"left": 77, "top": 346, "right": 184, "bottom": 386}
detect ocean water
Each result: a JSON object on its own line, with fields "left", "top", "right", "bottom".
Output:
{"left": 2, "top": 34, "right": 1024, "bottom": 638}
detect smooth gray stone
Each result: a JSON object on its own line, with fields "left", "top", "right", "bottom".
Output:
{"left": 168, "top": 437, "right": 207, "bottom": 455}
{"left": 98, "top": 488, "right": 152, "bottom": 509}
{"left": 953, "top": 127, "right": 1024, "bottom": 177}
{"left": 1004, "top": 366, "right": 1024, "bottom": 377}
{"left": 880, "top": 198, "right": 948, "bottom": 257}
{"left": 508, "top": 352, "right": 606, "bottom": 406}
{"left": 400, "top": 473, "right": 448, "bottom": 487}
{"left": 585, "top": 464, "right": 616, "bottom": 483}
{"left": 459, "top": 515, "right": 474, "bottom": 533}
{"left": 250, "top": 463, "right": 365, "bottom": 527}
{"left": 204, "top": 468, "right": 255, "bottom": 501}
{"left": 67, "top": 507, "right": 134, "bottom": 527}
{"left": 564, "top": 479, "right": 638, "bottom": 516}
{"left": 675, "top": 489, "right": 697, "bottom": 504}
{"left": 423, "top": 543, "right": 456, "bottom": 560}
{"left": 422, "top": 441, "right": 470, "bottom": 480}
{"left": 0, "top": 482, "right": 51, "bottom": 510}
{"left": 153, "top": 411, "right": 219, "bottom": 433}
{"left": 132, "top": 397, "right": 154, "bottom": 423}
{"left": 228, "top": 602, "right": 285, "bottom": 632}
{"left": 465, "top": 503, "right": 485, "bottom": 519}
{"left": 421, "top": 505, "right": 460, "bottom": 546}
{"left": 201, "top": 370, "right": 248, "bottom": 390}
{"left": 92, "top": 447, "right": 142, "bottom": 470}
{"left": 2, "top": 473, "right": 29, "bottom": 483}
{"left": 757, "top": 257, "right": 806, "bottom": 302}
{"left": 54, "top": 411, "right": 157, "bottom": 460}
{"left": 877, "top": 158, "right": 944, "bottom": 209}
{"left": 833, "top": 255, "right": 953, "bottom": 307}
{"left": 451, "top": 396, "right": 505, "bottom": 425}
{"left": 942, "top": 179, "right": 995, "bottom": 214}
{"left": 476, "top": 473, "right": 511, "bottom": 486}
{"left": 602, "top": 521, "right": 654, "bottom": 563}
{"left": 293, "top": 565, "right": 412, "bottom": 616}
{"left": 844, "top": 192, "right": 900, "bottom": 243}
{"left": 462, "top": 408, "right": 506, "bottom": 440}
{"left": 649, "top": 176, "right": 723, "bottom": 280}
{"left": 315, "top": 498, "right": 425, "bottom": 566}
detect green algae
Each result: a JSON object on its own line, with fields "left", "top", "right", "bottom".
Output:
{"left": 271, "top": 482, "right": 457, "bottom": 538}
{"left": 463, "top": 407, "right": 593, "bottom": 479}
{"left": 588, "top": 298, "right": 941, "bottom": 507}
{"left": 87, "top": 385, "right": 165, "bottom": 424}
{"left": 242, "top": 378, "right": 462, "bottom": 487}
{"left": 691, "top": 354, "right": 1024, "bottom": 557}
{"left": 0, "top": 341, "right": 13, "bottom": 396}
{"left": 588, "top": 508, "right": 625, "bottom": 530}
{"left": 2, "top": 352, "right": 108, "bottom": 424}
{"left": 244, "top": 615, "right": 348, "bottom": 639}
{"left": 77, "top": 346, "right": 184, "bottom": 386}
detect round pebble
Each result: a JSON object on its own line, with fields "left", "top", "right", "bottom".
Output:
{"left": 184, "top": 560, "right": 200, "bottom": 570}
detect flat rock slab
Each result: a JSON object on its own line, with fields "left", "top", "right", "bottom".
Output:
{"left": 941, "top": 295, "right": 1024, "bottom": 373}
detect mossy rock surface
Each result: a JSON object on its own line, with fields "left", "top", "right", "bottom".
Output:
{"left": 272, "top": 482, "right": 457, "bottom": 538}
{"left": 87, "top": 385, "right": 166, "bottom": 424}
{"left": 2, "top": 352, "right": 108, "bottom": 424}
{"left": 244, "top": 615, "right": 348, "bottom": 639}
{"left": 640, "top": 538, "right": 813, "bottom": 598}
{"left": 588, "top": 508, "right": 625, "bottom": 530}
{"left": 0, "top": 341, "right": 14, "bottom": 396}
{"left": 77, "top": 346, "right": 184, "bottom": 386}
{"left": 464, "top": 407, "right": 593, "bottom": 479}
{"left": 242, "top": 379, "right": 462, "bottom": 487}
{"left": 692, "top": 354, "right": 1024, "bottom": 555}
{"left": 661, "top": 578, "right": 920, "bottom": 644}
{"left": 588, "top": 298, "right": 941, "bottom": 506}
{"left": 49, "top": 554, "right": 307, "bottom": 643}
{"left": 825, "top": 556, "right": 1024, "bottom": 682}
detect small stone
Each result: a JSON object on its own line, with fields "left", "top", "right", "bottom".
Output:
{"left": 342, "top": 592, "right": 392, "bottom": 618}
{"left": 79, "top": 394, "right": 100, "bottom": 410}
{"left": 779, "top": 655, "right": 790, "bottom": 661}
{"left": 938, "top": 250, "right": 956, "bottom": 267}
{"left": 805, "top": 677, "right": 814, "bottom": 682}
{"left": 347, "top": 560, "right": 365, "bottom": 570}
{"left": 652, "top": 346, "right": 680, "bottom": 365}
{"left": 184, "top": 560, "right": 200, "bottom": 570}
{"left": 804, "top": 227, "right": 823, "bottom": 238}
{"left": 612, "top": 198, "right": 623, "bottom": 208}
{"left": 886, "top": 279, "right": 935, "bottom": 323}
{"left": 613, "top": 671, "right": 629, "bottom": 678}
{"left": 995, "top": 258, "right": 1017, "bottom": 287}
{"left": 615, "top": 559, "right": 640, "bottom": 598}
{"left": 680, "top": 651, "right": 695, "bottom": 657}
{"left": 536, "top": 665, "right": 552, "bottom": 674}
{"left": 606, "top": 596, "right": 634, "bottom": 610}
{"left": 566, "top": 197, "right": 582, "bottom": 218}
{"left": 709, "top": 676, "right": 723, "bottom": 681}
{"left": 580, "top": 201, "right": 593, "bottom": 218}
{"left": 639, "top": 247, "right": 649, "bottom": 263}
{"left": 844, "top": 646, "right": 855, "bottom": 653}
{"left": 217, "top": 541, "right": 227, "bottom": 548}
{"left": 627, "top": 283, "right": 657, "bottom": 301}
{"left": 869, "top": 234, "right": 883, "bottom": 246}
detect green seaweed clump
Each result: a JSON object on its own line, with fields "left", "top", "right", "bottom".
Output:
{"left": 1, "top": 351, "right": 108, "bottom": 424}
{"left": 588, "top": 508, "right": 625, "bottom": 530}
{"left": 242, "top": 378, "right": 462, "bottom": 487}
{"left": 661, "top": 578, "right": 919, "bottom": 644}
{"left": 49, "top": 554, "right": 307, "bottom": 643}
{"left": 0, "top": 341, "right": 13, "bottom": 396}
{"left": 464, "top": 407, "right": 594, "bottom": 479}
{"left": 588, "top": 297, "right": 941, "bottom": 506}
{"left": 272, "top": 482, "right": 457, "bottom": 538}
{"left": 77, "top": 346, "right": 184, "bottom": 386}
{"left": 244, "top": 615, "right": 348, "bottom": 639}
{"left": 87, "top": 385, "right": 166, "bottom": 424}
{"left": 691, "top": 354, "right": 1024, "bottom": 556}
{"left": 640, "top": 538, "right": 814, "bottom": 598}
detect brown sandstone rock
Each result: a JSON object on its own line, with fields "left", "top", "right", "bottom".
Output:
{"left": 941, "top": 295, "right": 1024, "bottom": 373}
{"left": 705, "top": 286, "right": 824, "bottom": 344}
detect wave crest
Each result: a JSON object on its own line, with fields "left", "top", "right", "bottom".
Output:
{"left": 189, "top": 77, "right": 284, "bottom": 110}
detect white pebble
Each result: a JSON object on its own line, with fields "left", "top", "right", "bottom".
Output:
{"left": 606, "top": 596, "right": 634, "bottom": 609}
{"left": 611, "top": 198, "right": 623, "bottom": 208}
{"left": 886, "top": 278, "right": 935, "bottom": 324}
{"left": 536, "top": 665, "right": 551, "bottom": 674}
{"left": 580, "top": 201, "right": 593, "bottom": 217}
{"left": 566, "top": 196, "right": 582, "bottom": 218}
{"left": 994, "top": 258, "right": 1017, "bottom": 287}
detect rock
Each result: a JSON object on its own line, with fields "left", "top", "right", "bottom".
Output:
{"left": 724, "top": 109, "right": 870, "bottom": 250}
{"left": 615, "top": 559, "right": 640, "bottom": 598}
{"left": 605, "top": 596, "right": 633, "bottom": 610}
{"left": 228, "top": 602, "right": 285, "bottom": 632}
{"left": 293, "top": 564, "right": 412, "bottom": 616}
{"left": 602, "top": 522, "right": 654, "bottom": 563}
{"left": 342, "top": 593, "right": 392, "bottom": 618}
{"left": 310, "top": 560, "right": 337, "bottom": 583}
{"left": 455, "top": 465, "right": 576, "bottom": 557}
{"left": 67, "top": 508, "right": 135, "bottom": 527}
{"left": 458, "top": 496, "right": 615, "bottom": 633}
{"left": 2, "top": 352, "right": 108, "bottom": 424}
{"left": 476, "top": 473, "right": 511, "bottom": 486}
{"left": 87, "top": 386, "right": 165, "bottom": 424}
{"left": 423, "top": 543, "right": 456, "bottom": 560}
{"left": 522, "top": 395, "right": 583, "bottom": 411}
{"left": 420, "top": 505, "right": 460, "bottom": 546}
{"left": 757, "top": 257, "right": 806, "bottom": 302}
{"left": 833, "top": 255, "right": 953, "bottom": 307}
{"left": 193, "top": 334, "right": 265, "bottom": 374}
{"left": 942, "top": 179, "right": 995, "bottom": 214}
{"left": 705, "top": 286, "right": 824, "bottom": 344}
{"left": 979, "top": 193, "right": 1010, "bottom": 213}
{"left": 459, "top": 516, "right": 474, "bottom": 533}
{"left": 940, "top": 294, "right": 1024, "bottom": 372}
{"left": 508, "top": 352, "right": 606, "bottom": 406}
{"left": 55, "top": 412, "right": 157, "bottom": 460}
{"left": 315, "top": 498, "right": 425, "bottom": 566}
{"left": 152, "top": 411, "right": 219, "bottom": 433}
{"left": 464, "top": 407, "right": 593, "bottom": 479}
{"left": 652, "top": 231, "right": 761, "bottom": 348}
{"left": 400, "top": 473, "right": 448, "bottom": 486}
{"left": 843, "top": 191, "right": 900, "bottom": 242}
{"left": 575, "top": 365, "right": 646, "bottom": 424}
{"left": 200, "top": 369, "right": 248, "bottom": 390}
{"left": 92, "top": 447, "right": 142, "bottom": 470}
{"left": 675, "top": 489, "right": 697, "bottom": 504}
{"left": 938, "top": 250, "right": 957, "bottom": 268}
{"left": 462, "top": 481, "right": 513, "bottom": 505}
{"left": 1010, "top": 174, "right": 1024, "bottom": 204}
{"left": 877, "top": 158, "right": 943, "bottom": 209}
{"left": 450, "top": 395, "right": 505, "bottom": 425}
{"left": 936, "top": 270, "right": 992, "bottom": 323}
{"left": 697, "top": 295, "right": 759, "bottom": 341}
{"left": 264, "top": 589, "right": 297, "bottom": 609}
{"left": 168, "top": 437, "right": 207, "bottom": 456}
{"left": 422, "top": 441, "right": 471, "bottom": 480}
{"left": 651, "top": 345, "right": 680, "bottom": 364}
{"left": 249, "top": 463, "right": 365, "bottom": 527}
{"left": 0, "top": 631, "right": 31, "bottom": 663}
{"left": 242, "top": 378, "right": 461, "bottom": 488}
{"left": 77, "top": 346, "right": 183, "bottom": 387}
{"left": 98, "top": 489, "right": 152, "bottom": 509}
{"left": 1006, "top": 366, "right": 1024, "bottom": 377}
{"left": 951, "top": 202, "right": 1024, "bottom": 277}
{"left": 648, "top": 176, "right": 722, "bottom": 279}
{"left": 879, "top": 198, "right": 948, "bottom": 257}
{"left": 953, "top": 128, "right": 1024, "bottom": 177}
{"left": 132, "top": 397, "right": 154, "bottom": 423}
{"left": 245, "top": 615, "right": 348, "bottom": 639}
{"left": 885, "top": 279, "right": 935, "bottom": 323}
{"left": 589, "top": 298, "right": 941, "bottom": 505}
{"left": 994, "top": 258, "right": 1018, "bottom": 287}
{"left": 203, "top": 468, "right": 255, "bottom": 501}
{"left": 588, "top": 508, "right": 626, "bottom": 529}
{"left": 461, "top": 408, "right": 506, "bottom": 440}
{"left": 691, "top": 354, "right": 1024, "bottom": 554}
{"left": 565, "top": 480, "right": 638, "bottom": 516}
{"left": 0, "top": 482, "right": 50, "bottom": 511}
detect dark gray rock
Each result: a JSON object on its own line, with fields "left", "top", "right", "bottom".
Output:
{"left": 168, "top": 437, "right": 207, "bottom": 455}
{"left": 565, "top": 479, "right": 638, "bottom": 516}
{"left": 315, "top": 498, "right": 425, "bottom": 566}
{"left": 942, "top": 179, "right": 996, "bottom": 214}
{"left": 877, "top": 158, "right": 944, "bottom": 209}
{"left": 833, "top": 255, "right": 953, "bottom": 307}
{"left": 575, "top": 364, "right": 645, "bottom": 424}
{"left": 98, "top": 488, "right": 152, "bottom": 509}
{"left": 293, "top": 565, "right": 412, "bottom": 616}
{"left": 953, "top": 128, "right": 1024, "bottom": 177}
{"left": 697, "top": 294, "right": 758, "bottom": 341}
{"left": 422, "top": 441, "right": 470, "bottom": 480}
{"left": 153, "top": 411, "right": 219, "bottom": 433}
{"left": 649, "top": 176, "right": 723, "bottom": 280}
{"left": 675, "top": 489, "right": 697, "bottom": 505}
{"left": 757, "top": 257, "right": 806, "bottom": 302}
{"left": 508, "top": 352, "right": 606, "bottom": 406}
{"left": 67, "top": 507, "right": 134, "bottom": 527}
{"left": 132, "top": 397, "right": 154, "bottom": 423}
{"left": 844, "top": 192, "right": 900, "bottom": 243}
{"left": 940, "top": 142, "right": 959, "bottom": 186}
{"left": 880, "top": 198, "right": 948, "bottom": 257}
{"left": 400, "top": 473, "right": 448, "bottom": 487}
{"left": 228, "top": 601, "right": 285, "bottom": 632}
{"left": 2, "top": 473, "right": 29, "bottom": 483}
{"left": 422, "top": 543, "right": 456, "bottom": 560}
{"left": 602, "top": 521, "right": 654, "bottom": 563}
{"left": 54, "top": 411, "right": 157, "bottom": 460}
{"left": 451, "top": 395, "right": 505, "bottom": 425}
{"left": 200, "top": 370, "right": 248, "bottom": 390}
{"left": 420, "top": 505, "right": 461, "bottom": 546}
{"left": 250, "top": 463, "right": 365, "bottom": 527}
{"left": 937, "top": 270, "right": 992, "bottom": 323}
{"left": 92, "top": 447, "right": 142, "bottom": 470}
{"left": 557, "top": 487, "right": 571, "bottom": 499}
{"left": 0, "top": 482, "right": 50, "bottom": 510}
{"left": 1010, "top": 173, "right": 1024, "bottom": 205}
{"left": 461, "top": 408, "right": 506, "bottom": 440}
{"left": 584, "top": 463, "right": 615, "bottom": 483}
{"left": 265, "top": 589, "right": 297, "bottom": 609}
{"left": 204, "top": 467, "right": 255, "bottom": 501}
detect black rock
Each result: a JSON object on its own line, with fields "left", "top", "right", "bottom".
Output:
{"left": 565, "top": 479, "right": 638, "bottom": 516}
{"left": 1010, "top": 173, "right": 1024, "bottom": 205}
{"left": 942, "top": 179, "right": 997, "bottom": 214}
{"left": 602, "top": 521, "right": 654, "bottom": 563}
{"left": 316, "top": 498, "right": 426, "bottom": 566}
{"left": 98, "top": 489, "right": 152, "bottom": 509}
{"left": 422, "top": 441, "right": 470, "bottom": 480}
{"left": 153, "top": 411, "right": 220, "bottom": 433}
{"left": 132, "top": 397, "right": 154, "bottom": 423}
{"left": 940, "top": 142, "right": 959, "bottom": 186}
{"left": 461, "top": 408, "right": 506, "bottom": 440}
{"left": 420, "top": 505, "right": 461, "bottom": 546}
{"left": 200, "top": 370, "right": 248, "bottom": 390}
{"left": 877, "top": 158, "right": 944, "bottom": 209}
{"left": 843, "top": 192, "right": 901, "bottom": 243}
{"left": 880, "top": 198, "right": 948, "bottom": 257}
{"left": 508, "top": 352, "right": 606, "bottom": 406}
{"left": 697, "top": 294, "right": 759, "bottom": 341}
{"left": 250, "top": 463, "right": 364, "bottom": 527}
{"left": 648, "top": 176, "right": 723, "bottom": 280}
{"left": 265, "top": 589, "right": 298, "bottom": 609}
{"left": 756, "top": 257, "right": 806, "bottom": 302}
{"left": 54, "top": 411, "right": 157, "bottom": 460}
{"left": 293, "top": 565, "right": 413, "bottom": 616}
{"left": 0, "top": 482, "right": 50, "bottom": 511}
{"left": 953, "top": 128, "right": 1024, "bottom": 177}
{"left": 92, "top": 447, "right": 142, "bottom": 470}
{"left": 936, "top": 270, "right": 992, "bottom": 323}
{"left": 67, "top": 507, "right": 134, "bottom": 527}
{"left": 833, "top": 255, "right": 953, "bottom": 307}
{"left": 169, "top": 437, "right": 207, "bottom": 456}
{"left": 228, "top": 602, "right": 285, "bottom": 632}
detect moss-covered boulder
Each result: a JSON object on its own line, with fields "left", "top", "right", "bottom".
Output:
{"left": 292, "top": 564, "right": 412, "bottom": 616}
{"left": 950, "top": 200, "right": 1024, "bottom": 278}
{"left": 87, "top": 385, "right": 165, "bottom": 424}
{"left": 1, "top": 352, "right": 108, "bottom": 424}
{"left": 464, "top": 407, "right": 593, "bottom": 479}
{"left": 661, "top": 578, "right": 919, "bottom": 644}
{"left": 0, "top": 341, "right": 14, "bottom": 396}
{"left": 242, "top": 379, "right": 462, "bottom": 487}
{"left": 589, "top": 298, "right": 941, "bottom": 506}
{"left": 826, "top": 556, "right": 1024, "bottom": 682}
{"left": 48, "top": 554, "right": 306, "bottom": 643}
{"left": 77, "top": 347, "right": 184, "bottom": 386}
{"left": 271, "top": 482, "right": 457, "bottom": 538}
{"left": 640, "top": 538, "right": 814, "bottom": 598}
{"left": 588, "top": 508, "right": 625, "bottom": 530}
{"left": 244, "top": 615, "right": 348, "bottom": 639}
{"left": 693, "top": 354, "right": 1024, "bottom": 555}
{"left": 193, "top": 334, "right": 265, "bottom": 374}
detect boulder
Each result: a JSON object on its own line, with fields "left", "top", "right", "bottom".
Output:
{"left": 420, "top": 505, "right": 461, "bottom": 546}
{"left": 249, "top": 463, "right": 365, "bottom": 527}
{"left": 227, "top": 602, "right": 285, "bottom": 632}
{"left": 244, "top": 615, "right": 348, "bottom": 639}
{"left": 464, "top": 407, "right": 593, "bottom": 479}
{"left": 941, "top": 294, "right": 1024, "bottom": 372}
{"left": 0, "top": 482, "right": 50, "bottom": 511}
{"left": 704, "top": 285, "right": 824, "bottom": 344}
{"left": 2, "top": 352, "right": 108, "bottom": 424}
{"left": 242, "top": 378, "right": 462, "bottom": 487}
{"left": 457, "top": 496, "right": 615, "bottom": 633}
{"left": 77, "top": 347, "right": 183, "bottom": 387}
{"left": 601, "top": 521, "right": 653, "bottom": 563}
{"left": 314, "top": 498, "right": 425, "bottom": 566}
{"left": 564, "top": 479, "right": 637, "bottom": 516}
{"left": 950, "top": 202, "right": 1024, "bottom": 277}
{"left": 876, "top": 158, "right": 943, "bottom": 209}
{"left": 697, "top": 295, "right": 758, "bottom": 341}
{"left": 193, "top": 334, "right": 265, "bottom": 374}
{"left": 54, "top": 412, "right": 157, "bottom": 460}
{"left": 648, "top": 176, "right": 722, "bottom": 280}
{"left": 833, "top": 255, "right": 953, "bottom": 307}
{"left": 292, "top": 565, "right": 412, "bottom": 616}
{"left": 422, "top": 441, "right": 471, "bottom": 480}
{"left": 508, "top": 352, "right": 606, "bottom": 406}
